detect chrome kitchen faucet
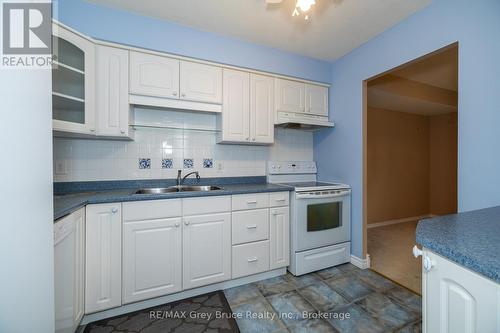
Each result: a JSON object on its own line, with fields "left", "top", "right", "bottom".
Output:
{"left": 176, "top": 170, "right": 201, "bottom": 186}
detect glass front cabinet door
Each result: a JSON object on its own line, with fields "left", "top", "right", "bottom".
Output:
{"left": 52, "top": 23, "right": 95, "bottom": 135}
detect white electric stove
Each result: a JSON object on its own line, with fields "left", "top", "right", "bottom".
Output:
{"left": 267, "top": 161, "right": 351, "bottom": 276}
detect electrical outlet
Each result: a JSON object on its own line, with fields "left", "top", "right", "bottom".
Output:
{"left": 55, "top": 159, "right": 67, "bottom": 175}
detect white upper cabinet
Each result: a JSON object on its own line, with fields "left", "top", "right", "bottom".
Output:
{"left": 220, "top": 69, "right": 250, "bottom": 143}
{"left": 275, "top": 78, "right": 305, "bottom": 113}
{"left": 96, "top": 45, "right": 132, "bottom": 138}
{"left": 250, "top": 74, "right": 274, "bottom": 144}
{"left": 180, "top": 61, "right": 222, "bottom": 104}
{"left": 219, "top": 70, "right": 274, "bottom": 144}
{"left": 52, "top": 23, "right": 96, "bottom": 135}
{"left": 129, "top": 51, "right": 180, "bottom": 99}
{"left": 305, "top": 84, "right": 328, "bottom": 116}
{"left": 182, "top": 212, "right": 231, "bottom": 289}
{"left": 275, "top": 78, "right": 329, "bottom": 118}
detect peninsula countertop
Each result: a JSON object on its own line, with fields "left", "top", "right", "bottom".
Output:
{"left": 54, "top": 177, "right": 292, "bottom": 221}
{"left": 416, "top": 206, "right": 500, "bottom": 284}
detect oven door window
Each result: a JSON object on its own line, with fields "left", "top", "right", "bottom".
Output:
{"left": 307, "top": 201, "right": 342, "bottom": 232}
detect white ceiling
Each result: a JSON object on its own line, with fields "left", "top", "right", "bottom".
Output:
{"left": 87, "top": 0, "right": 431, "bottom": 61}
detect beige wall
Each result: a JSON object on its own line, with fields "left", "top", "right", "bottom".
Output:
{"left": 367, "top": 108, "right": 457, "bottom": 224}
{"left": 429, "top": 113, "right": 458, "bottom": 215}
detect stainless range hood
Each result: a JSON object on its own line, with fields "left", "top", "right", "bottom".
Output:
{"left": 275, "top": 111, "right": 334, "bottom": 130}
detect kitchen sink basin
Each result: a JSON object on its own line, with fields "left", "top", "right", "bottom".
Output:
{"left": 176, "top": 185, "right": 223, "bottom": 191}
{"left": 134, "top": 185, "right": 223, "bottom": 194}
{"left": 134, "top": 187, "right": 180, "bottom": 194}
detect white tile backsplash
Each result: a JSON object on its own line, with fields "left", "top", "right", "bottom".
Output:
{"left": 53, "top": 108, "right": 313, "bottom": 182}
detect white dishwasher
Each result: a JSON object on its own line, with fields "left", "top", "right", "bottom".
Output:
{"left": 54, "top": 209, "right": 84, "bottom": 333}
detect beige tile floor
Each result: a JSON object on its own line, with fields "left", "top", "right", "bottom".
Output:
{"left": 368, "top": 221, "right": 422, "bottom": 294}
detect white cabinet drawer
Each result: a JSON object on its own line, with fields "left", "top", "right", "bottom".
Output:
{"left": 232, "top": 193, "right": 269, "bottom": 211}
{"left": 123, "top": 199, "right": 181, "bottom": 222}
{"left": 269, "top": 192, "right": 289, "bottom": 207}
{"left": 232, "top": 209, "right": 269, "bottom": 245}
{"left": 182, "top": 196, "right": 231, "bottom": 216}
{"left": 232, "top": 240, "right": 270, "bottom": 279}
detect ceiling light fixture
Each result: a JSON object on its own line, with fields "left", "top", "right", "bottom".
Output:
{"left": 292, "top": 0, "right": 316, "bottom": 20}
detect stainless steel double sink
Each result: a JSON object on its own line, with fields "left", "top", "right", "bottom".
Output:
{"left": 134, "top": 185, "right": 223, "bottom": 194}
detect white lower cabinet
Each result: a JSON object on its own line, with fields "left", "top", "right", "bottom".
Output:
{"left": 183, "top": 212, "right": 231, "bottom": 289}
{"left": 232, "top": 240, "right": 270, "bottom": 279}
{"left": 85, "top": 203, "right": 122, "bottom": 314}
{"left": 232, "top": 208, "right": 269, "bottom": 245}
{"left": 423, "top": 249, "right": 500, "bottom": 333}
{"left": 83, "top": 194, "right": 291, "bottom": 315}
{"left": 54, "top": 208, "right": 84, "bottom": 333}
{"left": 269, "top": 206, "right": 290, "bottom": 269}
{"left": 122, "top": 218, "right": 182, "bottom": 304}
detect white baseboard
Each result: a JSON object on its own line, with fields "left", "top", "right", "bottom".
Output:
{"left": 367, "top": 214, "right": 435, "bottom": 229}
{"left": 351, "top": 254, "right": 371, "bottom": 269}
{"left": 81, "top": 268, "right": 286, "bottom": 325}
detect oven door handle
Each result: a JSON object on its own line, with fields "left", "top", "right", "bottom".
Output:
{"left": 295, "top": 191, "right": 350, "bottom": 199}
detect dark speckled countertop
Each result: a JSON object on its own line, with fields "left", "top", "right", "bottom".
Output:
{"left": 54, "top": 177, "right": 292, "bottom": 221}
{"left": 416, "top": 206, "right": 500, "bottom": 284}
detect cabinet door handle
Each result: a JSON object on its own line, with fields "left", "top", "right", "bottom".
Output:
{"left": 174, "top": 223, "right": 180, "bottom": 228}
{"left": 275, "top": 198, "right": 286, "bottom": 202}
{"left": 246, "top": 137, "right": 250, "bottom": 141}
{"left": 252, "top": 138, "right": 256, "bottom": 141}
{"left": 246, "top": 224, "right": 257, "bottom": 229}
{"left": 246, "top": 200, "right": 257, "bottom": 204}
{"left": 412, "top": 245, "right": 423, "bottom": 258}
{"left": 423, "top": 256, "right": 435, "bottom": 272}
{"left": 184, "top": 221, "right": 190, "bottom": 226}
{"left": 111, "top": 208, "right": 118, "bottom": 214}
{"left": 172, "top": 91, "right": 178, "bottom": 96}
{"left": 247, "top": 257, "right": 258, "bottom": 263}
{"left": 181, "top": 93, "right": 186, "bottom": 98}
{"left": 120, "top": 130, "right": 126, "bottom": 134}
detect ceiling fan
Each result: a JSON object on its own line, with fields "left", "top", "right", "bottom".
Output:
{"left": 266, "top": 0, "right": 316, "bottom": 20}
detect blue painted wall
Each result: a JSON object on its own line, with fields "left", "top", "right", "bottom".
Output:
{"left": 54, "top": 0, "right": 332, "bottom": 83}
{"left": 315, "top": 0, "right": 500, "bottom": 258}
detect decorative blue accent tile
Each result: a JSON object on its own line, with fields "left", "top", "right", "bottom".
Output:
{"left": 161, "top": 158, "right": 173, "bottom": 169}
{"left": 183, "top": 158, "right": 194, "bottom": 169}
{"left": 138, "top": 158, "right": 151, "bottom": 169}
{"left": 203, "top": 158, "right": 213, "bottom": 168}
